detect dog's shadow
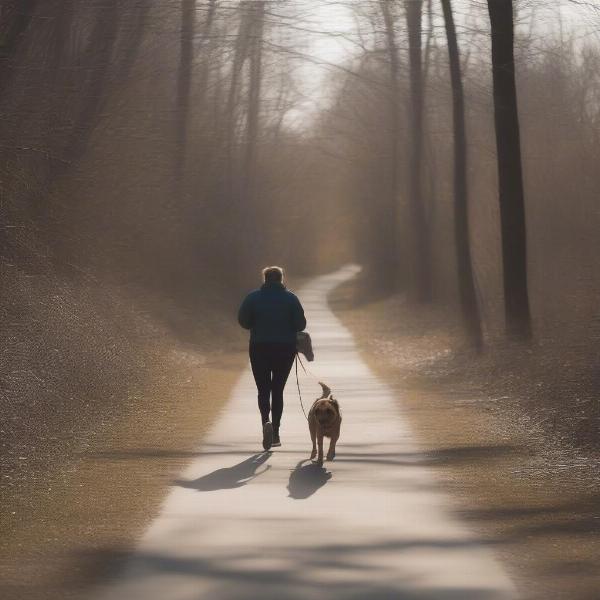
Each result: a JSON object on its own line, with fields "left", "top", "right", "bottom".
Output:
{"left": 175, "top": 452, "right": 271, "bottom": 492}
{"left": 287, "top": 459, "right": 332, "bottom": 500}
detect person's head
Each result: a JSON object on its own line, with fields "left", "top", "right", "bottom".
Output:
{"left": 262, "top": 265, "right": 284, "bottom": 285}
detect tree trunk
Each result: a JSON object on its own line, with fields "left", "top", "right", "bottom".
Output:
{"left": 441, "top": 0, "right": 483, "bottom": 350}
{"left": 245, "top": 1, "right": 264, "bottom": 208}
{"left": 196, "top": 0, "right": 217, "bottom": 121}
{"left": 175, "top": 0, "right": 195, "bottom": 181}
{"left": 378, "top": 0, "right": 401, "bottom": 291}
{"left": 225, "top": 9, "right": 251, "bottom": 194}
{"left": 487, "top": 0, "right": 532, "bottom": 339}
{"left": 0, "top": 0, "right": 37, "bottom": 58}
{"left": 243, "top": 1, "right": 265, "bottom": 265}
{"left": 116, "top": 4, "right": 150, "bottom": 81}
{"left": 405, "top": 0, "right": 432, "bottom": 302}
{"left": 63, "top": 0, "right": 118, "bottom": 163}
{"left": 0, "top": 0, "right": 38, "bottom": 92}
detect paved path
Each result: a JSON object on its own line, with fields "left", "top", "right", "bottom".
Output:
{"left": 93, "top": 266, "right": 517, "bottom": 600}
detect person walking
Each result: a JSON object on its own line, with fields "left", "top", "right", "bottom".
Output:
{"left": 238, "top": 266, "right": 307, "bottom": 450}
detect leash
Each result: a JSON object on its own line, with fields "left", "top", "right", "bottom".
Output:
{"left": 295, "top": 353, "right": 320, "bottom": 421}
{"left": 295, "top": 354, "right": 309, "bottom": 420}
{"left": 296, "top": 352, "right": 319, "bottom": 380}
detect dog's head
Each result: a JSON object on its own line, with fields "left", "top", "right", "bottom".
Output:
{"left": 313, "top": 398, "right": 339, "bottom": 427}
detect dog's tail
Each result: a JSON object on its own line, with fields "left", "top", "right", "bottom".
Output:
{"left": 318, "top": 381, "right": 332, "bottom": 399}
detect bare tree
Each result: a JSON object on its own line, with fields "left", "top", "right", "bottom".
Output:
{"left": 225, "top": 7, "right": 251, "bottom": 194}
{"left": 488, "top": 0, "right": 532, "bottom": 339}
{"left": 175, "top": 0, "right": 195, "bottom": 181}
{"left": 441, "top": 0, "right": 483, "bottom": 349}
{"left": 196, "top": 0, "right": 217, "bottom": 120}
{"left": 405, "top": 0, "right": 432, "bottom": 302}
{"left": 245, "top": 1, "right": 265, "bottom": 211}
{"left": 0, "top": 0, "right": 38, "bottom": 92}
{"left": 0, "top": 0, "right": 37, "bottom": 57}
{"left": 115, "top": 3, "right": 150, "bottom": 81}
{"left": 379, "top": 0, "right": 402, "bottom": 290}
{"left": 63, "top": 0, "right": 118, "bottom": 163}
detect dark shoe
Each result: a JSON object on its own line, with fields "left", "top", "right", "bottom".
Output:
{"left": 272, "top": 432, "right": 281, "bottom": 447}
{"left": 262, "top": 421, "right": 273, "bottom": 451}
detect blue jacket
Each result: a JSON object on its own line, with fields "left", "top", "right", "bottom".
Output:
{"left": 238, "top": 282, "right": 306, "bottom": 344}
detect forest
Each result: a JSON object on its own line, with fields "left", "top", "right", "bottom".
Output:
{"left": 1, "top": 1, "right": 599, "bottom": 599}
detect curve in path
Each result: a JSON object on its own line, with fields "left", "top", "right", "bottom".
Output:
{"left": 92, "top": 265, "right": 517, "bottom": 600}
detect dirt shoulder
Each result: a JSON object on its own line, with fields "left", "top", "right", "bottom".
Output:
{"left": 1, "top": 313, "right": 247, "bottom": 600}
{"left": 329, "top": 279, "right": 600, "bottom": 600}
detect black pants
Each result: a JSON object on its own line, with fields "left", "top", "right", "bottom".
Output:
{"left": 249, "top": 342, "right": 296, "bottom": 430}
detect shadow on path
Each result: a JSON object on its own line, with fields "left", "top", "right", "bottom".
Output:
{"left": 175, "top": 452, "right": 271, "bottom": 492}
{"left": 287, "top": 459, "right": 332, "bottom": 499}
{"left": 85, "top": 538, "right": 507, "bottom": 600}
{"left": 87, "top": 443, "right": 519, "bottom": 465}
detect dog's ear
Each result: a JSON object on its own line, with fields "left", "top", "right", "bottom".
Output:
{"left": 330, "top": 398, "right": 339, "bottom": 411}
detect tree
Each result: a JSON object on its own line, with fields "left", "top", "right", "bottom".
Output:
{"left": 487, "top": 0, "right": 532, "bottom": 339}
{"left": 63, "top": 0, "right": 118, "bottom": 163}
{"left": 0, "top": 0, "right": 38, "bottom": 93}
{"left": 378, "top": 0, "right": 402, "bottom": 290}
{"left": 225, "top": 7, "right": 251, "bottom": 194}
{"left": 245, "top": 1, "right": 265, "bottom": 212}
{"left": 175, "top": 0, "right": 195, "bottom": 181}
{"left": 441, "top": 0, "right": 483, "bottom": 349}
{"left": 242, "top": 1, "right": 265, "bottom": 266}
{"left": 405, "top": 0, "right": 432, "bottom": 302}
{"left": 195, "top": 0, "right": 217, "bottom": 119}
{"left": 0, "top": 0, "right": 37, "bottom": 58}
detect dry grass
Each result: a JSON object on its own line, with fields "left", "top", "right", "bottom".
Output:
{"left": 330, "top": 276, "right": 600, "bottom": 600}
{"left": 0, "top": 270, "right": 247, "bottom": 600}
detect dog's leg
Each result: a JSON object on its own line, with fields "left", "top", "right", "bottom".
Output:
{"left": 326, "top": 436, "right": 338, "bottom": 461}
{"left": 316, "top": 430, "right": 324, "bottom": 465}
{"left": 309, "top": 419, "right": 317, "bottom": 460}
{"left": 327, "top": 421, "right": 340, "bottom": 461}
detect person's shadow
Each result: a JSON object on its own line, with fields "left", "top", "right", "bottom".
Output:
{"left": 176, "top": 452, "right": 271, "bottom": 492}
{"left": 287, "top": 459, "right": 332, "bottom": 499}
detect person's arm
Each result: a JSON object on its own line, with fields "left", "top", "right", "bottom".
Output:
{"left": 291, "top": 295, "right": 307, "bottom": 332}
{"left": 237, "top": 294, "right": 254, "bottom": 330}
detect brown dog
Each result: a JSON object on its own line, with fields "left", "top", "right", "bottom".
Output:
{"left": 309, "top": 382, "right": 342, "bottom": 465}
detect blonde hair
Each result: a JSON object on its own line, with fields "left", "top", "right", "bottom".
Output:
{"left": 262, "top": 265, "right": 284, "bottom": 284}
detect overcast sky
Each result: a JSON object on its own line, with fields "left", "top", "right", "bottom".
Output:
{"left": 273, "top": 0, "right": 600, "bottom": 124}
